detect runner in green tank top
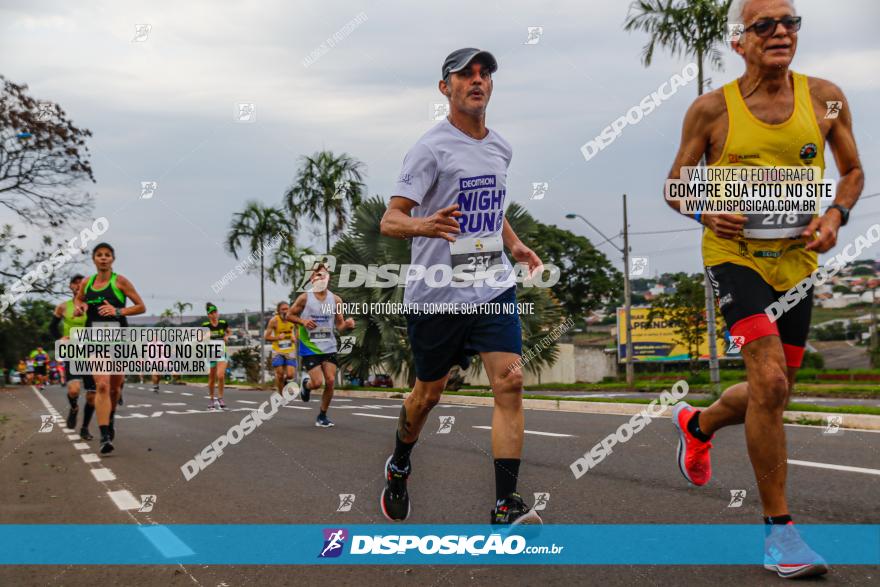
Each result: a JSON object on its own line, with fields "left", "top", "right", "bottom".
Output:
{"left": 50, "top": 275, "right": 96, "bottom": 440}
{"left": 202, "top": 303, "right": 230, "bottom": 410}
{"left": 73, "top": 243, "right": 146, "bottom": 454}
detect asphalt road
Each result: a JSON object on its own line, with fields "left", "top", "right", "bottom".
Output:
{"left": 1, "top": 382, "right": 878, "bottom": 586}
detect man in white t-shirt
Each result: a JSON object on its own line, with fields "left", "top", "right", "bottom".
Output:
{"left": 378, "top": 48, "right": 544, "bottom": 526}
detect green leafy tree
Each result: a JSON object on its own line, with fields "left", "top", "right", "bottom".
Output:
{"left": 230, "top": 346, "right": 261, "bottom": 383}
{"left": 0, "top": 299, "right": 55, "bottom": 369}
{"left": 283, "top": 150, "right": 365, "bottom": 252}
{"left": 531, "top": 223, "right": 621, "bottom": 318}
{"left": 624, "top": 0, "right": 733, "bottom": 95}
{"left": 647, "top": 272, "right": 723, "bottom": 374}
{"left": 330, "top": 196, "right": 564, "bottom": 387}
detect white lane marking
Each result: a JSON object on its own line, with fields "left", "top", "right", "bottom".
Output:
{"left": 162, "top": 390, "right": 174, "bottom": 394}
{"left": 333, "top": 398, "right": 352, "bottom": 402}
{"left": 91, "top": 468, "right": 116, "bottom": 482}
{"left": 151, "top": 411, "right": 164, "bottom": 418}
{"left": 62, "top": 428, "right": 75, "bottom": 433}
{"left": 81, "top": 453, "right": 100, "bottom": 463}
{"left": 472, "top": 425, "right": 574, "bottom": 438}
{"left": 788, "top": 459, "right": 880, "bottom": 476}
{"left": 161, "top": 403, "right": 186, "bottom": 406}
{"left": 784, "top": 422, "right": 880, "bottom": 434}
{"left": 66, "top": 434, "right": 80, "bottom": 440}
{"left": 236, "top": 400, "right": 259, "bottom": 405}
{"left": 353, "top": 413, "right": 398, "bottom": 419}
{"left": 107, "top": 489, "right": 141, "bottom": 510}
{"left": 283, "top": 406, "right": 312, "bottom": 410}
{"left": 181, "top": 393, "right": 193, "bottom": 396}
{"left": 136, "top": 386, "right": 145, "bottom": 390}
{"left": 438, "top": 405, "right": 476, "bottom": 409}
{"left": 73, "top": 442, "right": 90, "bottom": 450}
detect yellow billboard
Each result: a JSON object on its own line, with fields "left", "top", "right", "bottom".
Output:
{"left": 616, "top": 306, "right": 738, "bottom": 363}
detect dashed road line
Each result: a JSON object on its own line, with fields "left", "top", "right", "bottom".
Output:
{"left": 472, "top": 425, "right": 574, "bottom": 438}
{"left": 81, "top": 453, "right": 101, "bottom": 463}
{"left": 91, "top": 468, "right": 116, "bottom": 482}
{"left": 353, "top": 413, "right": 398, "bottom": 419}
{"left": 107, "top": 489, "right": 142, "bottom": 510}
{"left": 788, "top": 459, "right": 880, "bottom": 476}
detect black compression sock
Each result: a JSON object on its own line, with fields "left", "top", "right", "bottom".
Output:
{"left": 494, "top": 458, "right": 521, "bottom": 502}
{"left": 764, "top": 514, "right": 793, "bottom": 525}
{"left": 392, "top": 432, "right": 416, "bottom": 469}
{"left": 67, "top": 394, "right": 78, "bottom": 408}
{"left": 686, "top": 411, "right": 712, "bottom": 442}
{"left": 99, "top": 425, "right": 111, "bottom": 438}
{"left": 82, "top": 403, "right": 95, "bottom": 428}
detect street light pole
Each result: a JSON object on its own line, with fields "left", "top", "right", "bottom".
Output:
{"left": 622, "top": 194, "right": 634, "bottom": 387}
{"left": 566, "top": 194, "right": 634, "bottom": 387}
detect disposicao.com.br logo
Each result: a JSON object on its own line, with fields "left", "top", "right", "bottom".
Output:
{"left": 317, "top": 528, "right": 563, "bottom": 558}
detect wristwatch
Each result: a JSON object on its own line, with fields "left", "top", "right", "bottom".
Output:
{"left": 115, "top": 308, "right": 122, "bottom": 317}
{"left": 827, "top": 203, "right": 850, "bottom": 226}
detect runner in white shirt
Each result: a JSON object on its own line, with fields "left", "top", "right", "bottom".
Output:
{"left": 378, "top": 48, "right": 544, "bottom": 525}
{"left": 286, "top": 264, "right": 356, "bottom": 428}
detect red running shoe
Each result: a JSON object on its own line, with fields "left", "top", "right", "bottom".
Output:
{"left": 672, "top": 402, "right": 712, "bottom": 486}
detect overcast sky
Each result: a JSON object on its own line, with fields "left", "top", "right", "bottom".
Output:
{"left": 2, "top": 0, "right": 878, "bottom": 315}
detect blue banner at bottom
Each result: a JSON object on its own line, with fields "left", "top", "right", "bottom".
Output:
{"left": 0, "top": 525, "right": 877, "bottom": 565}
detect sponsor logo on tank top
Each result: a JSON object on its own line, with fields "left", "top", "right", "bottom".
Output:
{"left": 799, "top": 143, "right": 818, "bottom": 160}
{"left": 727, "top": 153, "right": 760, "bottom": 163}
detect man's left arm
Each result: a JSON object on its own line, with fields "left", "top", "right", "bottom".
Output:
{"left": 502, "top": 217, "right": 542, "bottom": 277}
{"left": 804, "top": 81, "right": 865, "bottom": 252}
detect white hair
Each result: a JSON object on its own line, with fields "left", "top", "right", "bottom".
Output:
{"left": 727, "top": 0, "right": 796, "bottom": 26}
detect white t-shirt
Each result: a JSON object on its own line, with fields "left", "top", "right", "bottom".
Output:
{"left": 392, "top": 118, "right": 516, "bottom": 307}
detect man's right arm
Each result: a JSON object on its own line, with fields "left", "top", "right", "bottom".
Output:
{"left": 666, "top": 93, "right": 745, "bottom": 240}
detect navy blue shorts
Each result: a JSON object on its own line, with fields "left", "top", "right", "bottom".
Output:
{"left": 406, "top": 287, "right": 522, "bottom": 382}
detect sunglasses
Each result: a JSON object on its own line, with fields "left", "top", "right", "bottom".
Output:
{"left": 744, "top": 15, "right": 802, "bottom": 38}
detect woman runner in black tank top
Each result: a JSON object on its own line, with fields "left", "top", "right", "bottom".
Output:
{"left": 73, "top": 243, "right": 146, "bottom": 454}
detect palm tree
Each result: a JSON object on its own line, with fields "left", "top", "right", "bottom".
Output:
{"left": 624, "top": 0, "right": 731, "bottom": 391}
{"left": 283, "top": 150, "right": 365, "bottom": 252}
{"left": 331, "top": 196, "right": 563, "bottom": 387}
{"left": 158, "top": 308, "right": 176, "bottom": 326}
{"left": 267, "top": 239, "right": 314, "bottom": 302}
{"left": 226, "top": 201, "right": 291, "bottom": 383}
{"left": 623, "top": 0, "right": 732, "bottom": 95}
{"left": 172, "top": 301, "right": 192, "bottom": 325}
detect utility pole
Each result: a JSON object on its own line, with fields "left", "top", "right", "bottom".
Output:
{"left": 623, "top": 194, "right": 634, "bottom": 388}
{"left": 872, "top": 287, "right": 878, "bottom": 366}
{"left": 566, "top": 194, "right": 634, "bottom": 388}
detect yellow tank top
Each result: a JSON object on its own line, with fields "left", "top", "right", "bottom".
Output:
{"left": 702, "top": 72, "right": 824, "bottom": 291}
{"left": 272, "top": 314, "right": 295, "bottom": 354}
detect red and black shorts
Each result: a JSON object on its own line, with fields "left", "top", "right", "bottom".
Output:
{"left": 706, "top": 263, "right": 812, "bottom": 368}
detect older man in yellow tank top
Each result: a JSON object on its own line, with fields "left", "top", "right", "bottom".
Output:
{"left": 664, "top": 0, "right": 863, "bottom": 578}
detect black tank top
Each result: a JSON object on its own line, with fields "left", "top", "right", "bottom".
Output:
{"left": 83, "top": 273, "right": 128, "bottom": 327}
